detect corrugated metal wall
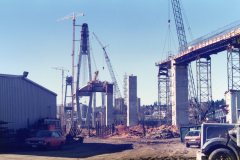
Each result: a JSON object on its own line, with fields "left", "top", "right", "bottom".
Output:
{"left": 0, "top": 76, "right": 57, "bottom": 130}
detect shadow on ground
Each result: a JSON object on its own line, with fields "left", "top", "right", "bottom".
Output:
{"left": 0, "top": 142, "right": 133, "bottom": 159}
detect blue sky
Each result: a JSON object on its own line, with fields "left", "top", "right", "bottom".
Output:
{"left": 0, "top": 0, "right": 240, "bottom": 105}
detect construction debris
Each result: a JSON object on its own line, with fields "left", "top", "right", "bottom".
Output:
{"left": 78, "top": 124, "right": 180, "bottom": 140}
{"left": 112, "top": 124, "right": 180, "bottom": 139}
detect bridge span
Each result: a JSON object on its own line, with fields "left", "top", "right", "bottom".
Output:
{"left": 158, "top": 23, "right": 240, "bottom": 66}
{"left": 156, "top": 22, "right": 240, "bottom": 127}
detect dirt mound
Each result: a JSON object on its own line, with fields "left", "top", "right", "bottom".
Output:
{"left": 112, "top": 124, "right": 179, "bottom": 139}
{"left": 115, "top": 124, "right": 129, "bottom": 135}
{"left": 146, "top": 125, "right": 180, "bottom": 139}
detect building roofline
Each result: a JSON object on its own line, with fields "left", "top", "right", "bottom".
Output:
{"left": 0, "top": 74, "right": 57, "bottom": 96}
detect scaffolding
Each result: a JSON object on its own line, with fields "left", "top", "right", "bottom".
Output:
{"left": 158, "top": 66, "right": 171, "bottom": 124}
{"left": 196, "top": 56, "right": 212, "bottom": 120}
{"left": 64, "top": 76, "right": 74, "bottom": 132}
{"left": 227, "top": 47, "right": 240, "bottom": 90}
{"left": 123, "top": 73, "right": 128, "bottom": 105}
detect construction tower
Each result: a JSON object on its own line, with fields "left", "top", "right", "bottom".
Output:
{"left": 64, "top": 76, "right": 74, "bottom": 132}
{"left": 76, "top": 23, "right": 93, "bottom": 126}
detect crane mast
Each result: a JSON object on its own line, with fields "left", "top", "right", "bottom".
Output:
{"left": 93, "top": 32, "right": 122, "bottom": 99}
{"left": 171, "top": 0, "right": 187, "bottom": 52}
{"left": 57, "top": 12, "right": 84, "bottom": 126}
{"left": 57, "top": 12, "right": 84, "bottom": 95}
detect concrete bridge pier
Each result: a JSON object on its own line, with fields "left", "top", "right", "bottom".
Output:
{"left": 171, "top": 60, "right": 189, "bottom": 127}
{"left": 103, "top": 83, "right": 114, "bottom": 126}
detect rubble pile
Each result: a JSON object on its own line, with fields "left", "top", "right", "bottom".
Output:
{"left": 114, "top": 124, "right": 129, "bottom": 137}
{"left": 146, "top": 125, "right": 179, "bottom": 139}
{"left": 113, "top": 124, "right": 180, "bottom": 139}
{"left": 128, "top": 125, "right": 144, "bottom": 138}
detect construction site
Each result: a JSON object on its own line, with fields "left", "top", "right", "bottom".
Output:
{"left": 1, "top": 0, "right": 240, "bottom": 160}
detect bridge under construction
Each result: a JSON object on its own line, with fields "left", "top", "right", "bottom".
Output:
{"left": 156, "top": 21, "right": 240, "bottom": 127}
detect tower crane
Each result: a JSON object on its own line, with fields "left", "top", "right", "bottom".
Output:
{"left": 57, "top": 12, "right": 84, "bottom": 111}
{"left": 57, "top": 12, "right": 84, "bottom": 22}
{"left": 92, "top": 32, "right": 122, "bottom": 99}
{"left": 57, "top": 13, "right": 84, "bottom": 88}
{"left": 58, "top": 12, "right": 84, "bottom": 129}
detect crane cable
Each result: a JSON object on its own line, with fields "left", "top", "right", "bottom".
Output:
{"left": 180, "top": 1, "right": 194, "bottom": 41}
{"left": 90, "top": 34, "right": 98, "bottom": 73}
{"left": 162, "top": 0, "right": 178, "bottom": 59}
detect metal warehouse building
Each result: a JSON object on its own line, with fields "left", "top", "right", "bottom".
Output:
{"left": 0, "top": 73, "right": 57, "bottom": 130}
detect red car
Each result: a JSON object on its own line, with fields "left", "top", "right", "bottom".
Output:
{"left": 25, "top": 130, "right": 65, "bottom": 149}
{"left": 184, "top": 130, "right": 201, "bottom": 148}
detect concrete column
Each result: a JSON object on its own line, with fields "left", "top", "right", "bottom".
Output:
{"left": 225, "top": 90, "right": 240, "bottom": 123}
{"left": 86, "top": 94, "right": 93, "bottom": 127}
{"left": 115, "top": 98, "right": 125, "bottom": 113}
{"left": 92, "top": 93, "right": 96, "bottom": 127}
{"left": 127, "top": 75, "right": 138, "bottom": 126}
{"left": 137, "top": 98, "right": 141, "bottom": 119}
{"left": 171, "top": 60, "right": 189, "bottom": 127}
{"left": 101, "top": 92, "right": 106, "bottom": 126}
{"left": 105, "top": 84, "right": 113, "bottom": 126}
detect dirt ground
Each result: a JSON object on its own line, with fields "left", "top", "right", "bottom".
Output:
{"left": 0, "top": 137, "right": 198, "bottom": 160}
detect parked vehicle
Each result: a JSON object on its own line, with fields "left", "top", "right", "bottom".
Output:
{"left": 31, "top": 118, "right": 61, "bottom": 131}
{"left": 197, "top": 123, "right": 240, "bottom": 160}
{"left": 184, "top": 130, "right": 201, "bottom": 148}
{"left": 25, "top": 130, "right": 65, "bottom": 149}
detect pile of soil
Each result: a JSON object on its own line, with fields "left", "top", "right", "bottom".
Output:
{"left": 113, "top": 124, "right": 180, "bottom": 139}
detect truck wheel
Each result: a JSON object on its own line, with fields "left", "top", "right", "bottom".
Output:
{"left": 185, "top": 143, "right": 190, "bottom": 148}
{"left": 208, "top": 148, "right": 236, "bottom": 160}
